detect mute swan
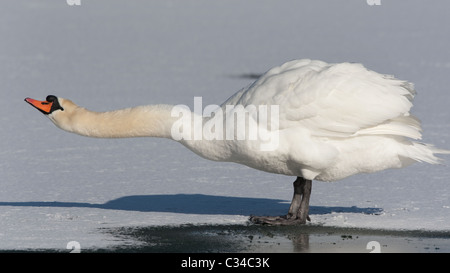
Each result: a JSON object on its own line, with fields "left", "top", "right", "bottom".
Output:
{"left": 25, "top": 59, "right": 449, "bottom": 225}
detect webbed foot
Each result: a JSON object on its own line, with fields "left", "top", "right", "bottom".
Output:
{"left": 250, "top": 177, "right": 312, "bottom": 226}
{"left": 249, "top": 214, "right": 310, "bottom": 225}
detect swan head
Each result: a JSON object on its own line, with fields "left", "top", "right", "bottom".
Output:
{"left": 24, "top": 95, "right": 76, "bottom": 131}
{"left": 25, "top": 95, "right": 65, "bottom": 115}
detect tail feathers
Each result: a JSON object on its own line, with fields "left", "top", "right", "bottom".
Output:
{"left": 404, "top": 142, "right": 450, "bottom": 165}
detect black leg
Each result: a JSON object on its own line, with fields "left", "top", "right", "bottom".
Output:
{"left": 296, "top": 177, "right": 312, "bottom": 224}
{"left": 250, "top": 177, "right": 312, "bottom": 225}
{"left": 287, "top": 177, "right": 307, "bottom": 218}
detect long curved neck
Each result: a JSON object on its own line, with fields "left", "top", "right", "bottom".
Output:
{"left": 52, "top": 103, "right": 177, "bottom": 139}
{"left": 50, "top": 99, "right": 235, "bottom": 162}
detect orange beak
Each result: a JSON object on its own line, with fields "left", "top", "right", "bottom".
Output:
{"left": 24, "top": 97, "right": 53, "bottom": 114}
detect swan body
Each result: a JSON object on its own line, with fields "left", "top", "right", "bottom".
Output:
{"left": 25, "top": 59, "right": 449, "bottom": 225}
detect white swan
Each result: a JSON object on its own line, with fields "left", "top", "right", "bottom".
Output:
{"left": 25, "top": 59, "right": 449, "bottom": 225}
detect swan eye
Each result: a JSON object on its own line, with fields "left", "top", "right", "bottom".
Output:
{"left": 45, "top": 95, "right": 64, "bottom": 112}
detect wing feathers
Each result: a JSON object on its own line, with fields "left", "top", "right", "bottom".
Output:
{"left": 223, "top": 59, "right": 422, "bottom": 140}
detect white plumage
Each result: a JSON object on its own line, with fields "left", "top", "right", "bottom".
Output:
{"left": 25, "top": 59, "right": 449, "bottom": 225}
{"left": 211, "top": 59, "right": 447, "bottom": 182}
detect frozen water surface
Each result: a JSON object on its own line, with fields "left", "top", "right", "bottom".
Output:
{"left": 1, "top": 0, "right": 450, "bottom": 251}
